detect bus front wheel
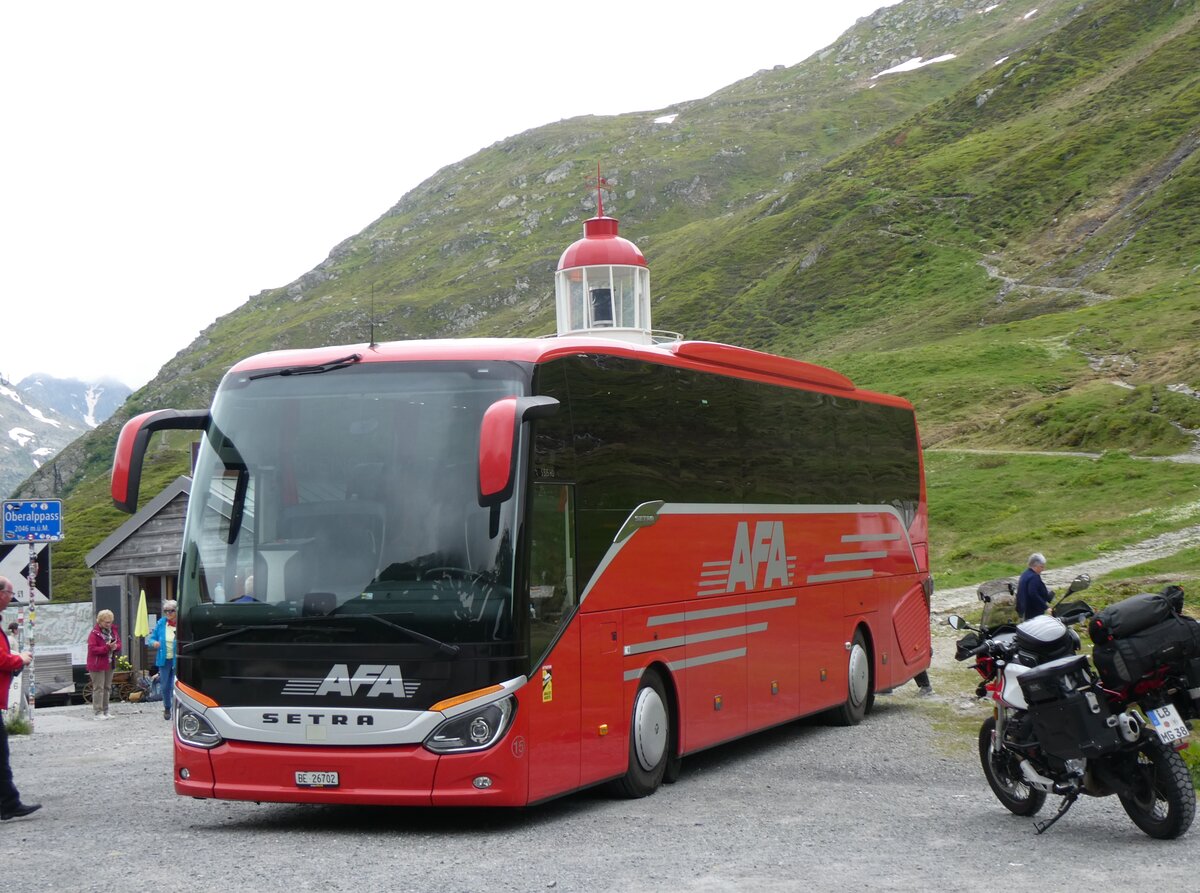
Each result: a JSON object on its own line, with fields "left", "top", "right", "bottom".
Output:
{"left": 612, "top": 670, "right": 670, "bottom": 798}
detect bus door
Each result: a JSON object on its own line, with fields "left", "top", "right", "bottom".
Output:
{"left": 526, "top": 483, "right": 584, "bottom": 801}
{"left": 578, "top": 611, "right": 624, "bottom": 785}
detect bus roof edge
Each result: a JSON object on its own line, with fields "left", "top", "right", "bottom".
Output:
{"left": 670, "top": 341, "right": 855, "bottom": 392}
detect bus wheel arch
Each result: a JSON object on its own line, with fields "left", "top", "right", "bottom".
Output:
{"left": 832, "top": 624, "right": 875, "bottom": 726}
{"left": 612, "top": 665, "right": 674, "bottom": 798}
{"left": 659, "top": 666, "right": 682, "bottom": 784}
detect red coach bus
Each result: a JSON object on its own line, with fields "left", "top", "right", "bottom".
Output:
{"left": 110, "top": 205, "right": 930, "bottom": 806}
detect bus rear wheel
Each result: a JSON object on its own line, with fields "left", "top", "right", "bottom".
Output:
{"left": 612, "top": 670, "right": 670, "bottom": 798}
{"left": 831, "top": 629, "right": 873, "bottom": 726}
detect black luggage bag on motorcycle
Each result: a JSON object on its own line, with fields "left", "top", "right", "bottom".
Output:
{"left": 1018, "top": 654, "right": 1124, "bottom": 759}
{"left": 1088, "top": 591, "right": 1183, "bottom": 644}
{"left": 1092, "top": 616, "right": 1200, "bottom": 686}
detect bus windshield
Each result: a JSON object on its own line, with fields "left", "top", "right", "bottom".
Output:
{"left": 178, "top": 360, "right": 527, "bottom": 649}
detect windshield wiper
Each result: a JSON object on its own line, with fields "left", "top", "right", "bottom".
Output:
{"left": 248, "top": 353, "right": 362, "bottom": 380}
{"left": 180, "top": 619, "right": 353, "bottom": 655}
{"left": 351, "top": 613, "right": 461, "bottom": 657}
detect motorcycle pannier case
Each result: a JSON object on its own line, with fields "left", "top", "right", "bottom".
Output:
{"left": 1092, "top": 616, "right": 1200, "bottom": 686}
{"left": 1087, "top": 593, "right": 1175, "bottom": 644}
{"left": 1018, "top": 655, "right": 1122, "bottom": 759}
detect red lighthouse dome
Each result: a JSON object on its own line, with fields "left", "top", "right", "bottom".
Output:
{"left": 554, "top": 167, "right": 656, "bottom": 341}
{"left": 557, "top": 215, "right": 647, "bottom": 269}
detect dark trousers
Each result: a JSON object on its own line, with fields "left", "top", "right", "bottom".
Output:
{"left": 160, "top": 662, "right": 176, "bottom": 714}
{"left": 0, "top": 719, "right": 21, "bottom": 812}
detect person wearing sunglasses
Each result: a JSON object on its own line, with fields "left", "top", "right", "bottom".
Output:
{"left": 146, "top": 601, "right": 179, "bottom": 721}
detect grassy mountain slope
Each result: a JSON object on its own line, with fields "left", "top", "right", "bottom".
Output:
{"left": 23, "top": 0, "right": 1200, "bottom": 601}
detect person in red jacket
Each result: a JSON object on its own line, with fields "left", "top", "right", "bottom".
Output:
{"left": 86, "top": 609, "right": 122, "bottom": 720}
{"left": 0, "top": 576, "right": 41, "bottom": 820}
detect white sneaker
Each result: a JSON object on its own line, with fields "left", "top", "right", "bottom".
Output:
{"left": 93, "top": 714, "right": 105, "bottom": 721}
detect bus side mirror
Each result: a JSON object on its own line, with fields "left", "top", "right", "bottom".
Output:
{"left": 112, "top": 409, "right": 209, "bottom": 513}
{"left": 478, "top": 396, "right": 559, "bottom": 507}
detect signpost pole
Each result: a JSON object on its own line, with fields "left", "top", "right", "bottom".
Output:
{"left": 2, "top": 499, "right": 64, "bottom": 733}
{"left": 23, "top": 540, "right": 36, "bottom": 730}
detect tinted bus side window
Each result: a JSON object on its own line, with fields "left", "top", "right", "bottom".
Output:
{"left": 531, "top": 361, "right": 575, "bottom": 484}
{"left": 740, "top": 377, "right": 798, "bottom": 504}
{"left": 673, "top": 368, "right": 740, "bottom": 503}
{"left": 861, "top": 400, "right": 921, "bottom": 522}
{"left": 828, "top": 396, "right": 874, "bottom": 506}
{"left": 561, "top": 356, "right": 680, "bottom": 580}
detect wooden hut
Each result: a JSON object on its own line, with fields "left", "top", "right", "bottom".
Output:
{"left": 85, "top": 476, "right": 190, "bottom": 672}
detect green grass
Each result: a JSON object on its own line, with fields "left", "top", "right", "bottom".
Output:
{"left": 927, "top": 450, "right": 1200, "bottom": 590}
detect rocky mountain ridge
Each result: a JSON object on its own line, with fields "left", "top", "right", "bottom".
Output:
{"left": 0, "top": 374, "right": 130, "bottom": 498}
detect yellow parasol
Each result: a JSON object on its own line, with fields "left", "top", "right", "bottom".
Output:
{"left": 134, "top": 589, "right": 151, "bottom": 637}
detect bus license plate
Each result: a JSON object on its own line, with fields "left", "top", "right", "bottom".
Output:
{"left": 1148, "top": 705, "right": 1189, "bottom": 744}
{"left": 295, "top": 771, "right": 339, "bottom": 788}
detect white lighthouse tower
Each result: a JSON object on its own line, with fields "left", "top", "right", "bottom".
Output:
{"left": 553, "top": 167, "right": 673, "bottom": 345}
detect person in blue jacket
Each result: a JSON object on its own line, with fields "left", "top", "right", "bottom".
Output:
{"left": 146, "top": 600, "right": 178, "bottom": 721}
{"left": 1016, "top": 553, "right": 1051, "bottom": 620}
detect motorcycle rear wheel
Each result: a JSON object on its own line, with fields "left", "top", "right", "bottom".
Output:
{"left": 1117, "top": 737, "right": 1195, "bottom": 840}
{"left": 978, "top": 716, "right": 1046, "bottom": 817}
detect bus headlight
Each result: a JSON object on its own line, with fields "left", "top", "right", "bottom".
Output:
{"left": 423, "top": 697, "right": 515, "bottom": 753}
{"left": 177, "top": 707, "right": 223, "bottom": 749}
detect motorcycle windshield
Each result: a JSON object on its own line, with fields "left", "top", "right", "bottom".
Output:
{"left": 174, "top": 359, "right": 529, "bottom": 709}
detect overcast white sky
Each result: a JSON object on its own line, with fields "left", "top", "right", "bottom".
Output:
{"left": 2, "top": 0, "right": 899, "bottom": 389}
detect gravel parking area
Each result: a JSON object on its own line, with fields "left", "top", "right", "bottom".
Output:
{"left": 5, "top": 633, "right": 1196, "bottom": 892}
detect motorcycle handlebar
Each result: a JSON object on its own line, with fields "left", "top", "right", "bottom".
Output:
{"left": 969, "top": 640, "right": 994, "bottom": 658}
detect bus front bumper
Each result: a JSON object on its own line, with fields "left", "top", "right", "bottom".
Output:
{"left": 173, "top": 737, "right": 530, "bottom": 806}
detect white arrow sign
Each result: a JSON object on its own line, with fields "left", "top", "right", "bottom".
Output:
{"left": 0, "top": 542, "right": 50, "bottom": 604}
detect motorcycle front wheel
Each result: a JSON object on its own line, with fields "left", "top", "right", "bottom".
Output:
{"left": 978, "top": 716, "right": 1046, "bottom": 817}
{"left": 1117, "top": 736, "right": 1195, "bottom": 840}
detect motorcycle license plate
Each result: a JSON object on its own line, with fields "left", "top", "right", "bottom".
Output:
{"left": 295, "top": 771, "right": 339, "bottom": 788}
{"left": 1147, "top": 705, "right": 1190, "bottom": 744}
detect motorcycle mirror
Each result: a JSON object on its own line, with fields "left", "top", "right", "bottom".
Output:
{"left": 947, "top": 614, "right": 967, "bottom": 630}
{"left": 1066, "top": 573, "right": 1092, "bottom": 595}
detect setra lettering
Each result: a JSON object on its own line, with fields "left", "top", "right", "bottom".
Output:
{"left": 260, "top": 712, "right": 374, "bottom": 726}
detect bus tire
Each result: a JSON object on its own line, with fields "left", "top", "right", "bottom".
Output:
{"left": 831, "top": 629, "right": 873, "bottom": 726}
{"left": 612, "top": 670, "right": 670, "bottom": 798}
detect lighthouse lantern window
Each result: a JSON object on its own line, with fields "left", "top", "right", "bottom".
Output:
{"left": 565, "top": 270, "right": 586, "bottom": 331}
{"left": 590, "top": 285, "right": 613, "bottom": 327}
{"left": 613, "top": 266, "right": 639, "bottom": 327}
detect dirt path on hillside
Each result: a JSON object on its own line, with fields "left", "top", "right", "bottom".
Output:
{"left": 929, "top": 444, "right": 1200, "bottom": 464}
{"left": 931, "top": 522, "right": 1200, "bottom": 615}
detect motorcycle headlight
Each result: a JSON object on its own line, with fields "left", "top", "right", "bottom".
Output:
{"left": 177, "top": 707, "right": 223, "bottom": 749}
{"left": 424, "top": 697, "right": 515, "bottom": 754}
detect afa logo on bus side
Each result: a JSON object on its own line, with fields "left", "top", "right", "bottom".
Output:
{"left": 726, "top": 521, "right": 792, "bottom": 591}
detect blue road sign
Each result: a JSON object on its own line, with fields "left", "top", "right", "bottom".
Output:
{"left": 2, "top": 500, "right": 64, "bottom": 543}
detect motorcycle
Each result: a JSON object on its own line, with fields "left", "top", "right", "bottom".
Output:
{"left": 949, "top": 574, "right": 1199, "bottom": 838}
